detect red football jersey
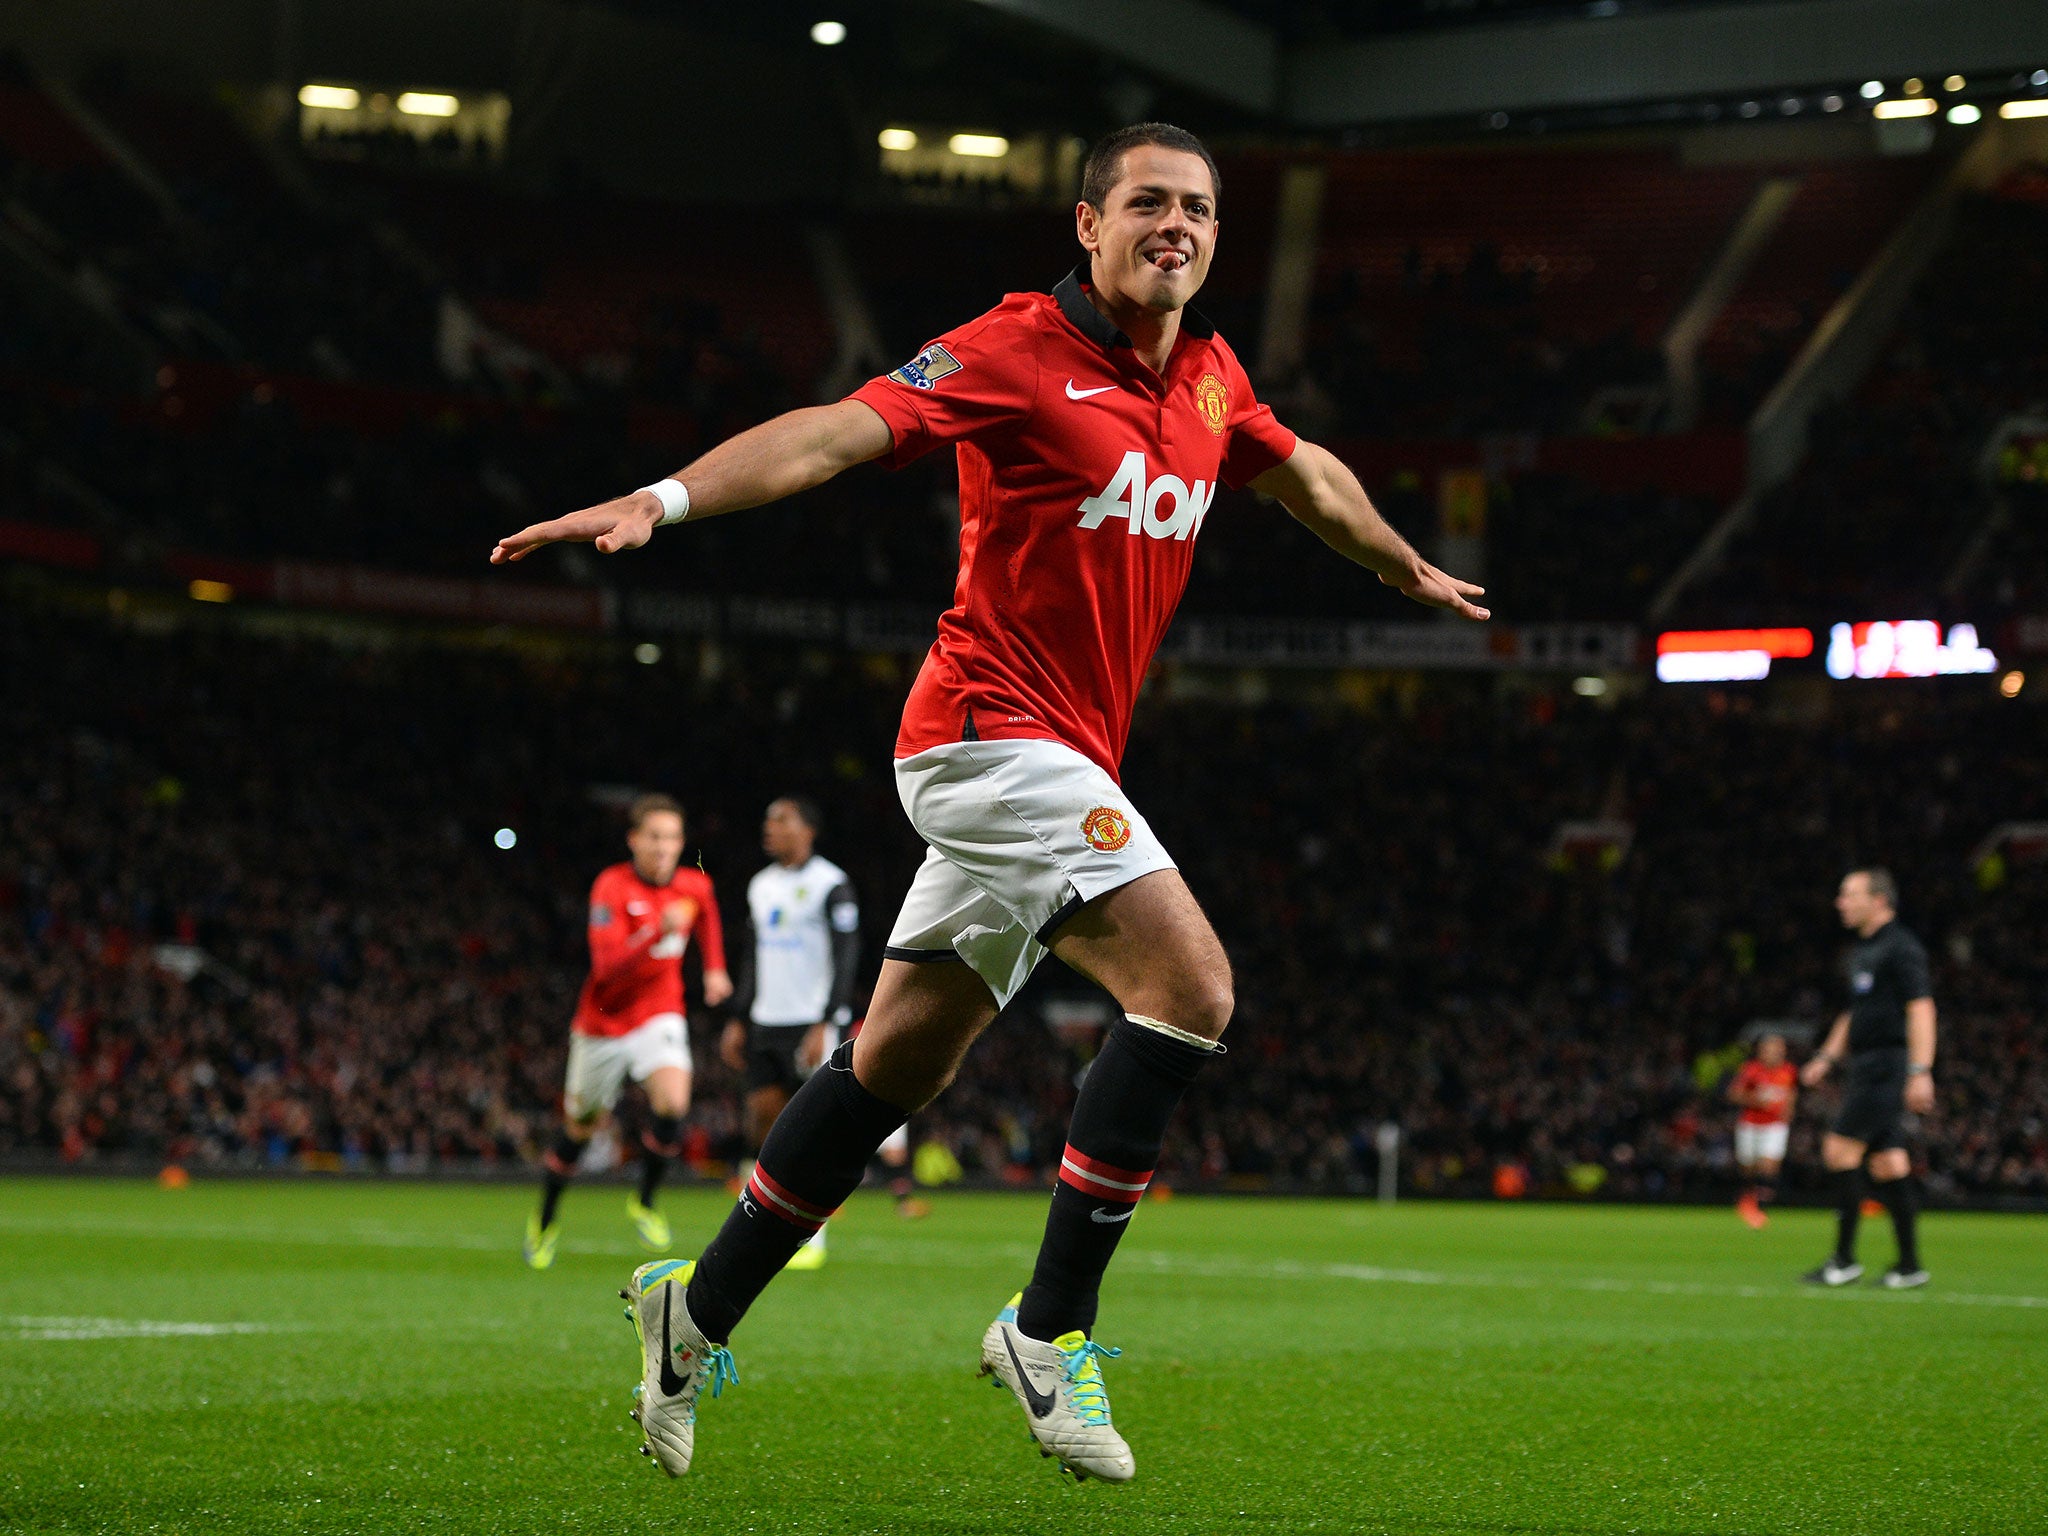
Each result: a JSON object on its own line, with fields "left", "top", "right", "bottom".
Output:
{"left": 848, "top": 266, "right": 1298, "bottom": 780}
{"left": 1733, "top": 1060, "right": 1797, "bottom": 1126}
{"left": 571, "top": 862, "right": 726, "bottom": 1039}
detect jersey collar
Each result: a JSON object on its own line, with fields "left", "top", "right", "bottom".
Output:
{"left": 1052, "top": 263, "right": 1215, "bottom": 353}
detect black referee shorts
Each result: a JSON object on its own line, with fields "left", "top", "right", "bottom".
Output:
{"left": 1832, "top": 1053, "right": 1910, "bottom": 1152}
{"left": 745, "top": 1022, "right": 825, "bottom": 1093}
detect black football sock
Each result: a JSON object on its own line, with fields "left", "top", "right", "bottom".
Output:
{"left": 1832, "top": 1166, "right": 1864, "bottom": 1264}
{"left": 686, "top": 1042, "right": 906, "bottom": 1342}
{"left": 1017, "top": 1017, "right": 1218, "bottom": 1343}
{"left": 539, "top": 1129, "right": 583, "bottom": 1228}
{"left": 1755, "top": 1172, "right": 1779, "bottom": 1206}
{"left": 639, "top": 1114, "right": 683, "bottom": 1207}
{"left": 1876, "top": 1175, "right": 1920, "bottom": 1271}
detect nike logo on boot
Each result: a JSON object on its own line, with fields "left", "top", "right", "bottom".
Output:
{"left": 657, "top": 1283, "right": 693, "bottom": 1397}
{"left": 1002, "top": 1330, "right": 1058, "bottom": 1418}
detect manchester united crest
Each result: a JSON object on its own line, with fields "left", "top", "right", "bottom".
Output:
{"left": 1194, "top": 373, "right": 1228, "bottom": 436}
{"left": 1080, "top": 806, "right": 1133, "bottom": 853}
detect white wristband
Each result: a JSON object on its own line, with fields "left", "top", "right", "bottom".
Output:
{"left": 639, "top": 478, "right": 690, "bottom": 526}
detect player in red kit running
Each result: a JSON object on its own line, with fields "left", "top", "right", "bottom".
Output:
{"left": 492, "top": 123, "right": 1484, "bottom": 1482}
{"left": 524, "top": 794, "right": 731, "bottom": 1269}
{"left": 1727, "top": 1031, "right": 1797, "bottom": 1228}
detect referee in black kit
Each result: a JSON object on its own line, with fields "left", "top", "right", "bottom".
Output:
{"left": 1800, "top": 868, "right": 1937, "bottom": 1289}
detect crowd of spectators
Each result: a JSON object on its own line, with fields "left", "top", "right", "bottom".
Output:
{"left": 4, "top": 600, "right": 2042, "bottom": 1204}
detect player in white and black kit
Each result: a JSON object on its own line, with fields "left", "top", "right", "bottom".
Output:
{"left": 721, "top": 797, "right": 873, "bottom": 1269}
{"left": 1800, "top": 868, "right": 1937, "bottom": 1289}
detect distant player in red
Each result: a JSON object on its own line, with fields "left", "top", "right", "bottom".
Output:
{"left": 494, "top": 122, "right": 1484, "bottom": 1480}
{"left": 1728, "top": 1032, "right": 1797, "bottom": 1228}
{"left": 524, "top": 793, "right": 731, "bottom": 1269}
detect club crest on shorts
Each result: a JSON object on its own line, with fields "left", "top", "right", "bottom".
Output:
{"left": 1080, "top": 806, "right": 1133, "bottom": 853}
{"left": 888, "top": 342, "right": 962, "bottom": 391}
{"left": 1194, "top": 373, "right": 1228, "bottom": 436}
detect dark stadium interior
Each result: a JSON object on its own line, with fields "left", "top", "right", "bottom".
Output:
{"left": 4, "top": 5, "right": 2047, "bottom": 1211}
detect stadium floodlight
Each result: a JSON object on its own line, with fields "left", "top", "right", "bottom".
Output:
{"left": 1873, "top": 99, "right": 1937, "bottom": 119}
{"left": 1943, "top": 74, "right": 1966, "bottom": 92}
{"left": 633, "top": 642, "right": 662, "bottom": 665}
{"left": 1947, "top": 104, "right": 1982, "bottom": 125}
{"left": 494, "top": 828, "right": 518, "bottom": 850}
{"left": 187, "top": 579, "right": 234, "bottom": 604}
{"left": 1860, "top": 80, "right": 1884, "bottom": 99}
{"left": 810, "top": 20, "right": 847, "bottom": 45}
{"left": 2034, "top": 69, "right": 2048, "bottom": 87}
{"left": 877, "top": 128, "right": 917, "bottom": 151}
{"left": 2000, "top": 671, "right": 2026, "bottom": 698}
{"left": 397, "top": 92, "right": 459, "bottom": 117}
{"left": 1571, "top": 676, "right": 1608, "bottom": 697}
{"left": 1903, "top": 77, "right": 1925, "bottom": 95}
{"left": 948, "top": 133, "right": 1009, "bottom": 158}
{"left": 2001, "top": 100, "right": 2048, "bottom": 119}
{"left": 1821, "top": 94, "right": 1845, "bottom": 113}
{"left": 298, "top": 84, "right": 360, "bottom": 110}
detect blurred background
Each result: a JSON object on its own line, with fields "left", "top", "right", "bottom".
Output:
{"left": 2, "top": 0, "right": 2043, "bottom": 1206}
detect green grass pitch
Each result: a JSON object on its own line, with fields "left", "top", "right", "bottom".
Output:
{"left": 1, "top": 1178, "right": 2042, "bottom": 1535}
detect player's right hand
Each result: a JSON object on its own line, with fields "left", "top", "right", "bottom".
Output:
{"left": 720, "top": 1020, "right": 747, "bottom": 1072}
{"left": 1799, "top": 1057, "right": 1831, "bottom": 1088}
{"left": 490, "top": 490, "right": 661, "bottom": 563}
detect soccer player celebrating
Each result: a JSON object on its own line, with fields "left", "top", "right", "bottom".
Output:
{"left": 1727, "top": 1031, "right": 1796, "bottom": 1228}
{"left": 1799, "top": 868, "right": 1936, "bottom": 1289}
{"left": 492, "top": 123, "right": 1485, "bottom": 1480}
{"left": 524, "top": 794, "right": 732, "bottom": 1269}
{"left": 720, "top": 796, "right": 872, "bottom": 1271}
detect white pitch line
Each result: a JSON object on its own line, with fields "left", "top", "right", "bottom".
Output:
{"left": 3, "top": 1213, "right": 2044, "bottom": 1312}
{"left": 3, "top": 1315, "right": 293, "bottom": 1342}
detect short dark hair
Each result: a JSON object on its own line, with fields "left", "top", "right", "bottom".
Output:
{"left": 776, "top": 795, "right": 823, "bottom": 833}
{"left": 1850, "top": 866, "right": 1898, "bottom": 907}
{"left": 628, "top": 792, "right": 683, "bottom": 832}
{"left": 1080, "top": 122, "right": 1220, "bottom": 211}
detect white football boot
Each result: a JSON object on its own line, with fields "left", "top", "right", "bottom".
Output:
{"left": 620, "top": 1259, "right": 737, "bottom": 1476}
{"left": 978, "top": 1293, "right": 1134, "bottom": 1482}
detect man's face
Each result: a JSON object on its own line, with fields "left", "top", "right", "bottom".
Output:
{"left": 1836, "top": 873, "right": 1877, "bottom": 930}
{"left": 761, "top": 800, "right": 813, "bottom": 863}
{"left": 1077, "top": 145, "right": 1217, "bottom": 316}
{"left": 1758, "top": 1034, "right": 1787, "bottom": 1066}
{"left": 627, "top": 811, "right": 684, "bottom": 885}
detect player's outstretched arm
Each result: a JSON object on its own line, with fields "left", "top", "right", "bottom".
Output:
{"left": 489, "top": 400, "right": 894, "bottom": 564}
{"left": 1250, "top": 441, "right": 1489, "bottom": 620}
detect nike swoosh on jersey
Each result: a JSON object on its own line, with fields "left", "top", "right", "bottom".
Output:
{"left": 1002, "top": 1329, "right": 1058, "bottom": 1418}
{"left": 1064, "top": 380, "right": 1116, "bottom": 400}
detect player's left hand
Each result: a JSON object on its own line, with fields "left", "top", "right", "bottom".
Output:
{"left": 702, "top": 967, "right": 734, "bottom": 1008}
{"left": 1382, "top": 558, "right": 1490, "bottom": 621}
{"left": 1904, "top": 1072, "right": 1935, "bottom": 1114}
{"left": 798, "top": 1023, "right": 829, "bottom": 1073}
{"left": 490, "top": 491, "right": 661, "bottom": 563}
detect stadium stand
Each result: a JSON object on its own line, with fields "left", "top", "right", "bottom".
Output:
{"left": 3, "top": 599, "right": 2042, "bottom": 1202}
{"left": 1682, "top": 174, "right": 2048, "bottom": 621}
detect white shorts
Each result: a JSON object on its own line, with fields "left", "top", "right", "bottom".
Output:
{"left": 884, "top": 738, "right": 1177, "bottom": 1010}
{"left": 563, "top": 1012, "right": 692, "bottom": 1120}
{"left": 1735, "top": 1121, "right": 1789, "bottom": 1165}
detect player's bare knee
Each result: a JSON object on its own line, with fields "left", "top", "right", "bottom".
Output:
{"left": 1127, "top": 963, "right": 1232, "bottom": 1041}
{"left": 1181, "top": 968, "right": 1235, "bottom": 1039}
